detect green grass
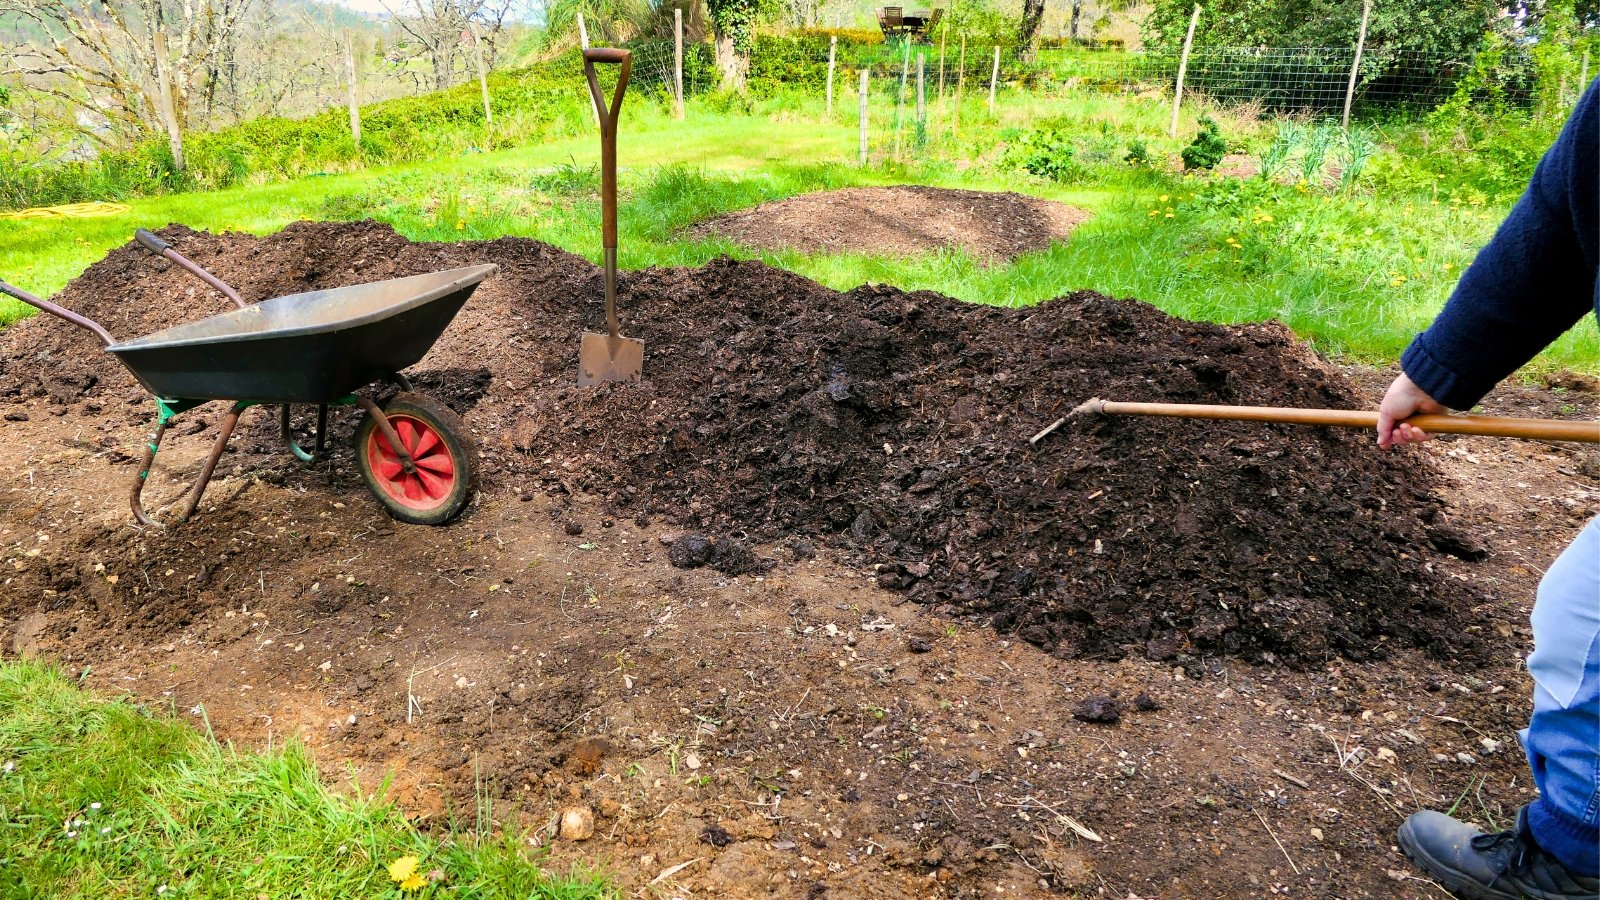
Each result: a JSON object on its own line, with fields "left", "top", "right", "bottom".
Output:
{"left": 0, "top": 657, "right": 613, "bottom": 899}
{"left": 3, "top": 87, "right": 1595, "bottom": 372}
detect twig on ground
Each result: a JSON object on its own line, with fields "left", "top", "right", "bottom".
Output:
{"left": 1273, "top": 768, "right": 1310, "bottom": 789}
{"left": 1254, "top": 808, "right": 1301, "bottom": 875}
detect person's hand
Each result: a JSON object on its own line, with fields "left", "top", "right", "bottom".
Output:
{"left": 1377, "top": 372, "right": 1448, "bottom": 449}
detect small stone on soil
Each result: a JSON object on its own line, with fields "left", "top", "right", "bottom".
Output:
{"left": 564, "top": 520, "right": 583, "bottom": 536}
{"left": 907, "top": 636, "right": 933, "bottom": 653}
{"left": 1133, "top": 692, "right": 1162, "bottom": 711}
{"left": 701, "top": 823, "right": 735, "bottom": 847}
{"left": 3, "top": 412, "right": 27, "bottom": 422}
{"left": 559, "top": 807, "right": 595, "bottom": 841}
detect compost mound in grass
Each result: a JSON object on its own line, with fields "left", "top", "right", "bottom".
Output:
{"left": 688, "top": 185, "right": 1090, "bottom": 262}
{"left": 0, "top": 220, "right": 1486, "bottom": 666}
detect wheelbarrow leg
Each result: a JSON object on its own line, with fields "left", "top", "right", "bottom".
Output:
{"left": 279, "top": 403, "right": 332, "bottom": 461}
{"left": 356, "top": 394, "right": 417, "bottom": 475}
{"left": 131, "top": 402, "right": 247, "bottom": 527}
{"left": 130, "top": 420, "right": 173, "bottom": 528}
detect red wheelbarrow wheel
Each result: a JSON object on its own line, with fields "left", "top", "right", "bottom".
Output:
{"left": 354, "top": 393, "right": 477, "bottom": 525}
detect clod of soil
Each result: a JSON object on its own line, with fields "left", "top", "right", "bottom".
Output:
{"left": 688, "top": 185, "right": 1090, "bottom": 262}
{"left": 0, "top": 220, "right": 1488, "bottom": 667}
{"left": 1072, "top": 696, "right": 1123, "bottom": 724}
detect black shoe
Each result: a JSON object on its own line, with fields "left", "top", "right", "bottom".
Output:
{"left": 1397, "top": 807, "right": 1600, "bottom": 899}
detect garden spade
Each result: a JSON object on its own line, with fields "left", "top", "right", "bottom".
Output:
{"left": 578, "top": 47, "right": 643, "bottom": 387}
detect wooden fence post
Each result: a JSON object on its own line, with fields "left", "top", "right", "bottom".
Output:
{"left": 955, "top": 36, "right": 965, "bottom": 137}
{"left": 895, "top": 40, "right": 910, "bottom": 158}
{"left": 936, "top": 26, "right": 946, "bottom": 128}
{"left": 344, "top": 34, "right": 362, "bottom": 149}
{"left": 471, "top": 25, "right": 493, "bottom": 138}
{"left": 1341, "top": 0, "right": 1371, "bottom": 130}
{"left": 674, "top": 7, "right": 685, "bottom": 119}
{"left": 988, "top": 45, "right": 1000, "bottom": 116}
{"left": 826, "top": 35, "right": 837, "bottom": 116}
{"left": 1580, "top": 47, "right": 1590, "bottom": 96}
{"left": 916, "top": 53, "right": 925, "bottom": 128}
{"left": 859, "top": 69, "right": 869, "bottom": 165}
{"left": 1169, "top": 4, "right": 1200, "bottom": 137}
{"left": 153, "top": 32, "right": 184, "bottom": 172}
{"left": 577, "top": 13, "right": 600, "bottom": 128}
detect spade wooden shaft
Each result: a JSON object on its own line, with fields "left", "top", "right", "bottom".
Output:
{"left": 583, "top": 48, "right": 630, "bottom": 342}
{"left": 1078, "top": 399, "right": 1600, "bottom": 443}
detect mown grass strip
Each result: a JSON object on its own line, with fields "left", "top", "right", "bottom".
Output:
{"left": 0, "top": 657, "right": 612, "bottom": 900}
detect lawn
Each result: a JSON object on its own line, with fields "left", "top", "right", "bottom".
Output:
{"left": 3, "top": 88, "right": 1596, "bottom": 371}
{"left": 0, "top": 658, "right": 613, "bottom": 899}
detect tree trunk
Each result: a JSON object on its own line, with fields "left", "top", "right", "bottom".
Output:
{"left": 1018, "top": 0, "right": 1046, "bottom": 61}
{"left": 1070, "top": 0, "right": 1083, "bottom": 40}
{"left": 715, "top": 32, "right": 747, "bottom": 91}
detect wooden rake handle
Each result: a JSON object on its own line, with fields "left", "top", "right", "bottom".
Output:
{"left": 1069, "top": 399, "right": 1600, "bottom": 444}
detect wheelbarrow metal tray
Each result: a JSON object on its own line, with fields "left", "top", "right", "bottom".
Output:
{"left": 108, "top": 265, "right": 496, "bottom": 404}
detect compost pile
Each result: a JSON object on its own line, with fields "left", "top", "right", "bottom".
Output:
{"left": 0, "top": 221, "right": 1487, "bottom": 666}
{"left": 689, "top": 186, "right": 1090, "bottom": 262}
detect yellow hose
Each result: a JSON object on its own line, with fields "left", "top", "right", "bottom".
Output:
{"left": 0, "top": 201, "right": 131, "bottom": 220}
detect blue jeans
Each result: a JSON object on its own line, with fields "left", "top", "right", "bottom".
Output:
{"left": 1522, "top": 515, "right": 1600, "bottom": 876}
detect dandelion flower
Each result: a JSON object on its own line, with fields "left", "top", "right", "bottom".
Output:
{"left": 1148, "top": 210, "right": 1159, "bottom": 217}
{"left": 1442, "top": 262, "right": 1454, "bottom": 271}
{"left": 1158, "top": 194, "right": 1169, "bottom": 202}
{"left": 400, "top": 873, "right": 427, "bottom": 892}
{"left": 1164, "top": 213, "right": 1174, "bottom": 218}
{"left": 389, "top": 856, "right": 421, "bottom": 883}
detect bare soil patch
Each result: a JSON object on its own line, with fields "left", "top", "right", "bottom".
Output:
{"left": 688, "top": 186, "right": 1090, "bottom": 262}
{"left": 3, "top": 221, "right": 1597, "bottom": 897}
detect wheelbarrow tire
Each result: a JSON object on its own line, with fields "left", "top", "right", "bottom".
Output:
{"left": 354, "top": 393, "right": 477, "bottom": 526}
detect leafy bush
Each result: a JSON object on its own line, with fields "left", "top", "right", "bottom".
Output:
{"left": 1180, "top": 115, "right": 1226, "bottom": 170}
{"left": 1000, "top": 121, "right": 1085, "bottom": 182}
{"left": 1124, "top": 139, "right": 1150, "bottom": 166}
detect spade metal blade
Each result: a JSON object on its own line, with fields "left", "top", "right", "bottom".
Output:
{"left": 577, "top": 331, "right": 644, "bottom": 386}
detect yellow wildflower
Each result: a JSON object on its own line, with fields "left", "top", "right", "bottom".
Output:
{"left": 1159, "top": 194, "right": 1170, "bottom": 202}
{"left": 1148, "top": 210, "right": 1160, "bottom": 217}
{"left": 1442, "top": 262, "right": 1454, "bottom": 271}
{"left": 389, "top": 856, "right": 420, "bottom": 883}
{"left": 400, "top": 873, "right": 427, "bottom": 892}
{"left": 1164, "top": 212, "right": 1174, "bottom": 218}
{"left": 455, "top": 221, "right": 465, "bottom": 230}
{"left": 1258, "top": 213, "right": 1273, "bottom": 223}
{"left": 1390, "top": 276, "right": 1407, "bottom": 286}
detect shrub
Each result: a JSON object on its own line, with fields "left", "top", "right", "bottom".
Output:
{"left": 1181, "top": 115, "right": 1226, "bottom": 170}
{"left": 1124, "top": 139, "right": 1150, "bottom": 166}
{"left": 1000, "top": 121, "right": 1085, "bottom": 182}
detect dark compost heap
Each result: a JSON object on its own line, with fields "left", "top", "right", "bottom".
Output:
{"left": 0, "top": 221, "right": 1487, "bottom": 667}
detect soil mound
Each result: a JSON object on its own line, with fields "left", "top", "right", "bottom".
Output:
{"left": 0, "top": 220, "right": 1485, "bottom": 666}
{"left": 688, "top": 186, "right": 1089, "bottom": 261}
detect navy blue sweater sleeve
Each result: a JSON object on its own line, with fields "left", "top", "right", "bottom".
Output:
{"left": 1400, "top": 79, "right": 1599, "bottom": 411}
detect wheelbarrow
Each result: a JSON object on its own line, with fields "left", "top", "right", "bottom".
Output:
{"left": 0, "top": 229, "right": 496, "bottom": 527}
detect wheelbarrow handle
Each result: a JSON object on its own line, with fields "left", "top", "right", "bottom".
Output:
{"left": 133, "top": 227, "right": 247, "bottom": 309}
{"left": 134, "top": 228, "right": 171, "bottom": 255}
{"left": 0, "top": 278, "right": 116, "bottom": 347}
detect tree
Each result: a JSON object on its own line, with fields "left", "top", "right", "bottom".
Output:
{"left": 1141, "top": 0, "right": 1502, "bottom": 61}
{"left": 1018, "top": 0, "right": 1046, "bottom": 60}
{"left": 0, "top": 0, "right": 257, "bottom": 144}
{"left": 706, "top": 0, "right": 761, "bottom": 90}
{"left": 378, "top": 0, "right": 514, "bottom": 92}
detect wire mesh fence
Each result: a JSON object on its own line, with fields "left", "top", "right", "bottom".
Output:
{"left": 731, "top": 38, "right": 1511, "bottom": 119}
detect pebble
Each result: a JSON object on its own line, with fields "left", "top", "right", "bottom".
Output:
{"left": 559, "top": 807, "right": 595, "bottom": 841}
